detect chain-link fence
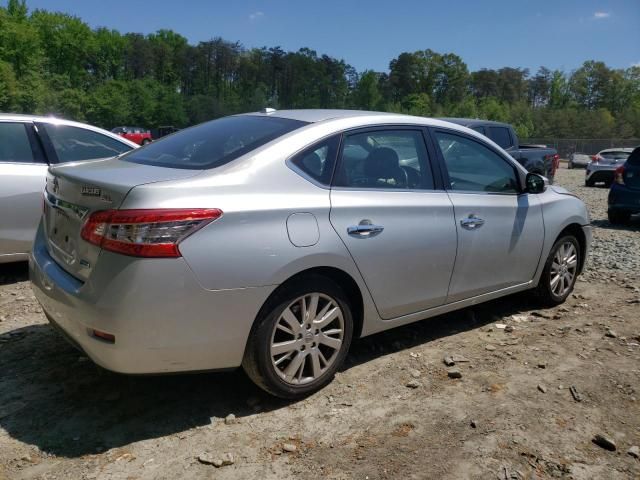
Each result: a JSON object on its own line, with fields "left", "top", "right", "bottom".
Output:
{"left": 521, "top": 139, "right": 640, "bottom": 158}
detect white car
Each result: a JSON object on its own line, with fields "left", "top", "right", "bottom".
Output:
{"left": 0, "top": 115, "right": 137, "bottom": 263}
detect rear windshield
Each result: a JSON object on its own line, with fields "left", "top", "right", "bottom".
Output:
{"left": 122, "top": 115, "right": 308, "bottom": 169}
{"left": 626, "top": 147, "right": 640, "bottom": 166}
{"left": 600, "top": 150, "right": 631, "bottom": 160}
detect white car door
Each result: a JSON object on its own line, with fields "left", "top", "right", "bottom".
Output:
{"left": 0, "top": 121, "right": 48, "bottom": 261}
{"left": 329, "top": 128, "right": 457, "bottom": 319}
{"left": 431, "top": 129, "right": 545, "bottom": 303}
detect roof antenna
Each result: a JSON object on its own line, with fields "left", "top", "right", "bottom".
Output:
{"left": 261, "top": 107, "right": 277, "bottom": 114}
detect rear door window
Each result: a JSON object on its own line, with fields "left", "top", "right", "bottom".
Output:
{"left": 334, "top": 129, "right": 434, "bottom": 190}
{"left": 123, "top": 115, "right": 307, "bottom": 170}
{"left": 42, "top": 124, "right": 133, "bottom": 163}
{"left": 0, "top": 122, "right": 39, "bottom": 163}
{"left": 488, "top": 126, "right": 513, "bottom": 149}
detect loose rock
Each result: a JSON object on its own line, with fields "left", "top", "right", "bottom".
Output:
{"left": 406, "top": 380, "right": 421, "bottom": 389}
{"left": 537, "top": 384, "right": 547, "bottom": 393}
{"left": 224, "top": 413, "right": 237, "bottom": 425}
{"left": 443, "top": 356, "right": 455, "bottom": 366}
{"left": 485, "top": 345, "right": 496, "bottom": 351}
{"left": 592, "top": 434, "right": 617, "bottom": 451}
{"left": 447, "top": 369, "right": 462, "bottom": 379}
{"left": 282, "top": 443, "right": 297, "bottom": 453}
{"left": 627, "top": 445, "right": 640, "bottom": 458}
{"left": 408, "top": 368, "right": 422, "bottom": 378}
{"left": 221, "top": 452, "right": 235, "bottom": 466}
{"left": 197, "top": 453, "right": 222, "bottom": 467}
{"left": 605, "top": 329, "right": 618, "bottom": 338}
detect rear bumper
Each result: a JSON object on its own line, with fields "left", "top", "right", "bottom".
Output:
{"left": 585, "top": 166, "right": 615, "bottom": 183}
{"left": 29, "top": 223, "right": 275, "bottom": 374}
{"left": 608, "top": 184, "right": 640, "bottom": 214}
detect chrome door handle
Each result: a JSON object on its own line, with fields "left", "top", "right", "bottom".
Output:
{"left": 347, "top": 220, "right": 384, "bottom": 237}
{"left": 460, "top": 215, "right": 485, "bottom": 230}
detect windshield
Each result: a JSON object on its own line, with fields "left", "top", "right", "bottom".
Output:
{"left": 122, "top": 115, "right": 308, "bottom": 169}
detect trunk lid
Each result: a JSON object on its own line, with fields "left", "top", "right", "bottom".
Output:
{"left": 43, "top": 158, "right": 203, "bottom": 281}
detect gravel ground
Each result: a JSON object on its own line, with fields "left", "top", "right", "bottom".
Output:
{"left": 0, "top": 167, "right": 639, "bottom": 480}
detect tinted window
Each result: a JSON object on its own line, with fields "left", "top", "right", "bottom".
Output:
{"left": 471, "top": 126, "right": 485, "bottom": 135}
{"left": 43, "top": 124, "right": 132, "bottom": 163}
{"left": 600, "top": 150, "right": 631, "bottom": 161}
{"left": 488, "top": 126, "right": 513, "bottom": 149}
{"left": 0, "top": 123, "right": 35, "bottom": 163}
{"left": 435, "top": 131, "right": 519, "bottom": 193}
{"left": 335, "top": 130, "right": 434, "bottom": 190}
{"left": 626, "top": 147, "right": 640, "bottom": 166}
{"left": 290, "top": 135, "right": 340, "bottom": 185}
{"left": 123, "top": 116, "right": 307, "bottom": 170}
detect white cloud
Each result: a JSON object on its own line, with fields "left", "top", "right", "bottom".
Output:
{"left": 249, "top": 11, "right": 264, "bottom": 21}
{"left": 593, "top": 11, "right": 611, "bottom": 19}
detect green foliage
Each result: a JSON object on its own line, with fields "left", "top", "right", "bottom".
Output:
{"left": 0, "top": 2, "right": 638, "bottom": 137}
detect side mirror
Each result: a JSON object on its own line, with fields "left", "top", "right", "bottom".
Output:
{"left": 525, "top": 172, "right": 548, "bottom": 194}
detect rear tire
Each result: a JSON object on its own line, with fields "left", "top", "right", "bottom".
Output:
{"left": 535, "top": 235, "right": 580, "bottom": 306}
{"left": 585, "top": 178, "right": 595, "bottom": 187}
{"left": 568, "top": 162, "right": 573, "bottom": 169}
{"left": 142, "top": 139, "right": 151, "bottom": 145}
{"left": 242, "top": 275, "right": 354, "bottom": 399}
{"left": 608, "top": 210, "right": 630, "bottom": 225}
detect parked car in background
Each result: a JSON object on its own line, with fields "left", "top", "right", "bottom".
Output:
{"left": 608, "top": 146, "right": 640, "bottom": 224}
{"left": 156, "top": 125, "right": 180, "bottom": 138}
{"left": 440, "top": 118, "right": 560, "bottom": 184}
{"left": 30, "top": 109, "right": 591, "bottom": 398}
{"left": 568, "top": 152, "right": 591, "bottom": 169}
{"left": 585, "top": 148, "right": 634, "bottom": 187}
{"left": 0, "top": 115, "right": 137, "bottom": 263}
{"left": 111, "top": 126, "right": 153, "bottom": 145}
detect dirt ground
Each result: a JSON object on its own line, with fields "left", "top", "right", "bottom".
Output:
{"left": 1, "top": 167, "right": 639, "bottom": 480}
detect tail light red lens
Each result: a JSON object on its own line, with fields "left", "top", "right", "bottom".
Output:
{"left": 81, "top": 208, "right": 222, "bottom": 258}
{"left": 614, "top": 165, "right": 625, "bottom": 185}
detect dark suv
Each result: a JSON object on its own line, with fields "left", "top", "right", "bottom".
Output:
{"left": 608, "top": 146, "right": 640, "bottom": 224}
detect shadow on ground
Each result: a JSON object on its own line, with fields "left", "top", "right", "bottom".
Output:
{"left": 591, "top": 215, "right": 640, "bottom": 232}
{"left": 0, "top": 291, "right": 540, "bottom": 458}
{"left": 0, "top": 262, "right": 29, "bottom": 286}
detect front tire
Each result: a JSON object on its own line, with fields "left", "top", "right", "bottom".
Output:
{"left": 535, "top": 235, "right": 580, "bottom": 306}
{"left": 242, "top": 275, "right": 354, "bottom": 399}
{"left": 585, "top": 178, "right": 595, "bottom": 187}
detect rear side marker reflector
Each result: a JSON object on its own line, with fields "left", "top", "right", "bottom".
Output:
{"left": 92, "top": 329, "right": 115, "bottom": 343}
{"left": 81, "top": 208, "right": 222, "bottom": 258}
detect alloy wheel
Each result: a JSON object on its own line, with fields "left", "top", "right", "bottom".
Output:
{"left": 549, "top": 242, "right": 578, "bottom": 297}
{"left": 270, "top": 293, "right": 344, "bottom": 385}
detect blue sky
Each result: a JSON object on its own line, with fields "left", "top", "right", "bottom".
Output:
{"left": 19, "top": 0, "right": 640, "bottom": 74}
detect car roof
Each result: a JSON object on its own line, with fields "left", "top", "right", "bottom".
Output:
{"left": 242, "top": 109, "right": 402, "bottom": 123}
{"left": 598, "top": 148, "right": 635, "bottom": 154}
{"left": 436, "top": 117, "right": 510, "bottom": 128}
{"left": 0, "top": 114, "right": 138, "bottom": 148}
{"left": 239, "top": 109, "right": 493, "bottom": 133}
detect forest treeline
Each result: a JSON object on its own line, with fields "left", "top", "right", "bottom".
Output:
{"left": 1, "top": 0, "right": 639, "bottom": 138}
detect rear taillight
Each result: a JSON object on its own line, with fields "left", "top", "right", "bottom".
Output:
{"left": 614, "top": 165, "right": 625, "bottom": 185}
{"left": 81, "top": 208, "right": 222, "bottom": 258}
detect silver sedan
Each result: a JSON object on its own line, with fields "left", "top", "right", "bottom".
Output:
{"left": 29, "top": 110, "right": 591, "bottom": 398}
{"left": 0, "top": 115, "right": 137, "bottom": 263}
